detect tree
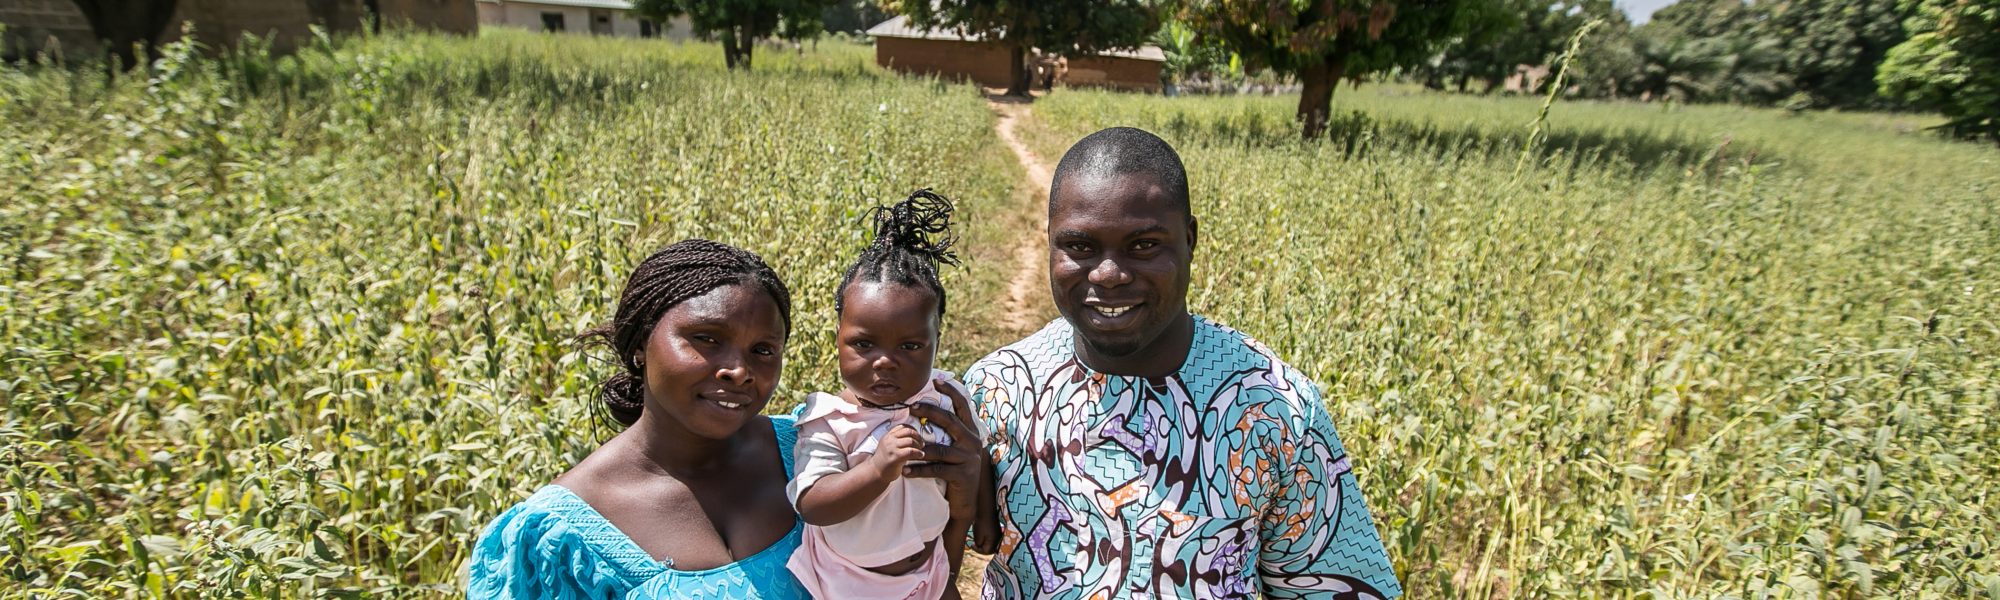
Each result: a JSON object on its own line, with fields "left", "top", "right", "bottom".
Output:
{"left": 1760, "top": 0, "right": 1911, "bottom": 108}
{"left": 1877, "top": 0, "right": 2000, "bottom": 143}
{"left": 884, "top": 0, "right": 1160, "bottom": 96}
{"left": 69, "top": 0, "right": 180, "bottom": 71}
{"left": 1624, "top": 0, "right": 1794, "bottom": 105}
{"left": 1568, "top": 12, "right": 1640, "bottom": 97}
{"left": 1427, "top": 0, "right": 1615, "bottom": 94}
{"left": 1182, "top": 0, "right": 1490, "bottom": 139}
{"left": 1647, "top": 0, "right": 1753, "bottom": 39}
{"left": 1630, "top": 27, "right": 1722, "bottom": 101}
{"left": 1705, "top": 33, "right": 1792, "bottom": 104}
{"left": 821, "top": 0, "right": 887, "bottom": 35}
{"left": 632, "top": 0, "right": 835, "bottom": 69}
{"left": 1153, "top": 20, "right": 1234, "bottom": 91}
{"left": 1420, "top": 0, "right": 1523, "bottom": 93}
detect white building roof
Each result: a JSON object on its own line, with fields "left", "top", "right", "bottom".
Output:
{"left": 1090, "top": 45, "right": 1167, "bottom": 62}
{"left": 866, "top": 16, "right": 1164, "bottom": 62}
{"left": 866, "top": 15, "right": 990, "bottom": 41}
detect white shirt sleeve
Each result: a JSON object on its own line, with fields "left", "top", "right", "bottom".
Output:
{"left": 786, "top": 420, "right": 851, "bottom": 509}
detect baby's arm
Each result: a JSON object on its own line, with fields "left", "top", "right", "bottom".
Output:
{"left": 795, "top": 424, "right": 927, "bottom": 526}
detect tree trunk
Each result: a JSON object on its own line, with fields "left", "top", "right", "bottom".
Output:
{"left": 71, "top": 0, "right": 180, "bottom": 72}
{"left": 721, "top": 26, "right": 754, "bottom": 70}
{"left": 1005, "top": 43, "right": 1031, "bottom": 97}
{"left": 1297, "top": 59, "right": 1344, "bottom": 140}
{"left": 721, "top": 28, "right": 740, "bottom": 69}
{"left": 1455, "top": 73, "right": 1471, "bottom": 93}
{"left": 1482, "top": 74, "right": 1503, "bottom": 94}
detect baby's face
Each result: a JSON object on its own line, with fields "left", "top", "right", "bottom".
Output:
{"left": 835, "top": 281, "right": 941, "bottom": 408}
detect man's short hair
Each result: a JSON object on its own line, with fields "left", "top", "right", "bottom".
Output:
{"left": 1049, "top": 127, "right": 1190, "bottom": 217}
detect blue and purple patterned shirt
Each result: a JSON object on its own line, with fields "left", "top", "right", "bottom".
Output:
{"left": 964, "top": 316, "right": 1401, "bottom": 600}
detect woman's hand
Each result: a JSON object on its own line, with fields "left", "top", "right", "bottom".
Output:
{"left": 903, "top": 377, "right": 984, "bottom": 522}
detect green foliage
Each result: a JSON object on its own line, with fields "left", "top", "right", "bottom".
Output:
{"left": 1877, "top": 0, "right": 2000, "bottom": 143}
{"left": 1180, "top": 0, "right": 1487, "bottom": 136}
{"left": 820, "top": 0, "right": 889, "bottom": 35}
{"left": 1648, "top": 0, "right": 1755, "bottom": 38}
{"left": 1567, "top": 0, "right": 1909, "bottom": 111}
{"left": 1152, "top": 20, "right": 1234, "bottom": 87}
{"left": 631, "top": 0, "right": 837, "bottom": 68}
{"left": 1182, "top": 0, "right": 1478, "bottom": 76}
{"left": 1022, "top": 83, "right": 2000, "bottom": 599}
{"left": 883, "top": 0, "right": 1159, "bottom": 95}
{"left": 1761, "top": 0, "right": 1912, "bottom": 108}
{"left": 1424, "top": 0, "right": 1617, "bottom": 94}
{"left": 0, "top": 29, "right": 1021, "bottom": 597}
{"left": 1568, "top": 16, "right": 1642, "bottom": 98}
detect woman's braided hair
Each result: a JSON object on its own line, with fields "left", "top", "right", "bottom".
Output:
{"left": 836, "top": 189, "right": 960, "bottom": 316}
{"left": 580, "top": 239, "right": 792, "bottom": 427}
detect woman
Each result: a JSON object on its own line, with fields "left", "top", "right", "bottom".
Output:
{"left": 467, "top": 239, "right": 986, "bottom": 598}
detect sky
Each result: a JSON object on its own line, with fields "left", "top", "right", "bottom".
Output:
{"left": 1617, "top": 0, "right": 1677, "bottom": 23}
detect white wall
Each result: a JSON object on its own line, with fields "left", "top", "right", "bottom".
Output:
{"left": 478, "top": 1, "right": 690, "bottom": 40}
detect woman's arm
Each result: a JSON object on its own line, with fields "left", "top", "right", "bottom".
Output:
{"left": 795, "top": 425, "right": 926, "bottom": 526}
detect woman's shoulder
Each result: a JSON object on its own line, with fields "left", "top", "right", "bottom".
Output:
{"left": 468, "top": 485, "right": 663, "bottom": 597}
{"left": 472, "top": 486, "right": 619, "bottom": 557}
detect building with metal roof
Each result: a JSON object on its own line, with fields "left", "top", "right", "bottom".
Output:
{"left": 865, "top": 16, "right": 1165, "bottom": 92}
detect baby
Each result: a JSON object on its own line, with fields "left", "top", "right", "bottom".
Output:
{"left": 787, "top": 189, "right": 977, "bottom": 600}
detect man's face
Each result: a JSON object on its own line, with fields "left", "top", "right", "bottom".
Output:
{"left": 1047, "top": 172, "right": 1196, "bottom": 360}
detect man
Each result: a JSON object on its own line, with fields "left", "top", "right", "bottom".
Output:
{"left": 963, "top": 127, "right": 1401, "bottom": 599}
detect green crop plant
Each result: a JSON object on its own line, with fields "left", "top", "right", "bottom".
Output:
{"left": 4, "top": 24, "right": 1996, "bottom": 600}
{"left": 1020, "top": 87, "right": 1998, "bottom": 598}
{"left": 0, "top": 29, "right": 1020, "bottom": 597}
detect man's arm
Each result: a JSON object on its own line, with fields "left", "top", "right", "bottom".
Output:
{"left": 1256, "top": 385, "right": 1403, "bottom": 599}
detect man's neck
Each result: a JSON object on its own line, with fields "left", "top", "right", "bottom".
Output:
{"left": 1075, "top": 312, "right": 1196, "bottom": 379}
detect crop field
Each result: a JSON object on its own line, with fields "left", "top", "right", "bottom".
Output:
{"left": 1, "top": 30, "right": 1023, "bottom": 596}
{"left": 2, "top": 28, "right": 1996, "bottom": 599}
{"left": 1022, "top": 90, "right": 1999, "bottom": 597}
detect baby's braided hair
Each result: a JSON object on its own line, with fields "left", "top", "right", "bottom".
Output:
{"left": 835, "top": 188, "right": 959, "bottom": 316}
{"left": 580, "top": 239, "right": 793, "bottom": 427}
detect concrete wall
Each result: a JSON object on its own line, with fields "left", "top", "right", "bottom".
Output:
{"left": 874, "top": 36, "right": 1013, "bottom": 88}
{"left": 478, "top": 1, "right": 688, "bottom": 40}
{"left": 1066, "top": 55, "right": 1161, "bottom": 93}
{"left": 379, "top": 0, "right": 478, "bottom": 33}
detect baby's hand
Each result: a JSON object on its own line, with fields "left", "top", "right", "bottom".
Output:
{"left": 866, "top": 424, "right": 927, "bottom": 482}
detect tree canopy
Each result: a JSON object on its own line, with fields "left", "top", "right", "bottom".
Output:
{"left": 1182, "top": 0, "right": 1489, "bottom": 138}
{"left": 1425, "top": 0, "right": 1617, "bottom": 94}
{"left": 1877, "top": 0, "right": 2000, "bottom": 143}
{"left": 632, "top": 0, "right": 835, "bottom": 69}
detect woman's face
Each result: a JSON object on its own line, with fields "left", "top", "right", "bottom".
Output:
{"left": 640, "top": 283, "right": 787, "bottom": 440}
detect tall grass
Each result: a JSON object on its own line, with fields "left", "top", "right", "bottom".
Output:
{"left": 5, "top": 26, "right": 1995, "bottom": 599}
{"left": 0, "top": 29, "right": 1019, "bottom": 596}
{"left": 1022, "top": 87, "right": 1999, "bottom": 597}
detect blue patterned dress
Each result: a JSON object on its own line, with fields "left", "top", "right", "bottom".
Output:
{"left": 467, "top": 416, "right": 811, "bottom": 599}
{"left": 963, "top": 317, "right": 1402, "bottom": 600}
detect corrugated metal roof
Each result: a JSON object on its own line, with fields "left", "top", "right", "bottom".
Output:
{"left": 866, "top": 16, "right": 992, "bottom": 41}
{"left": 483, "top": 0, "right": 635, "bottom": 10}
{"left": 1094, "top": 46, "right": 1166, "bottom": 61}
{"left": 865, "top": 16, "right": 1164, "bottom": 62}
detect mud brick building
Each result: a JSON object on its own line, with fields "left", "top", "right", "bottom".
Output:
{"left": 865, "top": 15, "right": 1163, "bottom": 93}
